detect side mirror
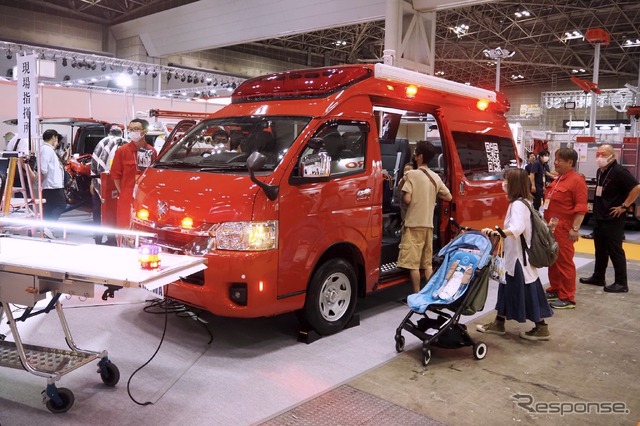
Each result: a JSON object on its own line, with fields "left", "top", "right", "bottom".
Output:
{"left": 247, "top": 152, "right": 278, "bottom": 201}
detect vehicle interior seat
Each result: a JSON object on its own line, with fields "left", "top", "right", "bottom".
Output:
{"left": 380, "top": 138, "right": 411, "bottom": 213}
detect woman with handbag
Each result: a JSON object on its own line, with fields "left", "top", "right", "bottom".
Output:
{"left": 477, "top": 168, "right": 554, "bottom": 341}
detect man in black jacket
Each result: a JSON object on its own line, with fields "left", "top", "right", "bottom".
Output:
{"left": 579, "top": 144, "right": 640, "bottom": 293}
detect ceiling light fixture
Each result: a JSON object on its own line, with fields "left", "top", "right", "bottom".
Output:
{"left": 623, "top": 39, "right": 640, "bottom": 48}
{"left": 514, "top": 10, "right": 530, "bottom": 19}
{"left": 562, "top": 30, "right": 583, "bottom": 42}
{"left": 451, "top": 24, "right": 470, "bottom": 38}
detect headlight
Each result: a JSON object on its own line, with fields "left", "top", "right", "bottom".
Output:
{"left": 215, "top": 221, "right": 278, "bottom": 251}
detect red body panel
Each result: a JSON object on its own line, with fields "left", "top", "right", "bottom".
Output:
{"left": 131, "top": 64, "right": 514, "bottom": 319}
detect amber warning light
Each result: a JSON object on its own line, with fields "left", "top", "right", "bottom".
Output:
{"left": 477, "top": 99, "right": 490, "bottom": 111}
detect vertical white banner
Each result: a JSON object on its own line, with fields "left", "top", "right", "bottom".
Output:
{"left": 17, "top": 53, "right": 39, "bottom": 151}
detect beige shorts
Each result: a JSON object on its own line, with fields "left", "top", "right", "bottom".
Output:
{"left": 397, "top": 226, "right": 433, "bottom": 272}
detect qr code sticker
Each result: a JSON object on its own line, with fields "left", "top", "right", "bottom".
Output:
{"left": 485, "top": 142, "right": 503, "bottom": 172}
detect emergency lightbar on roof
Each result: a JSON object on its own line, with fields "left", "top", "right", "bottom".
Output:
{"left": 374, "top": 63, "right": 497, "bottom": 103}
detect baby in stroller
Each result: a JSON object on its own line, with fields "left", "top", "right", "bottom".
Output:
{"left": 394, "top": 227, "right": 498, "bottom": 366}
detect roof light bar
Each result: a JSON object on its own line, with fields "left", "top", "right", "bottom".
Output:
{"left": 374, "top": 63, "right": 497, "bottom": 102}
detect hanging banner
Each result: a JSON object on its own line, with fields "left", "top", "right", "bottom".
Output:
{"left": 17, "top": 53, "right": 39, "bottom": 151}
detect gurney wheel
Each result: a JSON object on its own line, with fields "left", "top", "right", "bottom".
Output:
{"left": 100, "top": 361, "right": 120, "bottom": 387}
{"left": 473, "top": 342, "right": 488, "bottom": 360}
{"left": 395, "top": 335, "right": 405, "bottom": 353}
{"left": 422, "top": 348, "right": 432, "bottom": 367}
{"left": 45, "top": 387, "right": 74, "bottom": 414}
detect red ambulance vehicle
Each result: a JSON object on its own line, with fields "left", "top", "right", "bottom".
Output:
{"left": 131, "top": 64, "right": 517, "bottom": 335}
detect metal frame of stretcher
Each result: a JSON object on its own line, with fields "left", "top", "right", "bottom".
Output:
{"left": 0, "top": 235, "right": 207, "bottom": 413}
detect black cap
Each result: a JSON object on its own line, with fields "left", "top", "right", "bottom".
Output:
{"left": 42, "top": 129, "right": 61, "bottom": 141}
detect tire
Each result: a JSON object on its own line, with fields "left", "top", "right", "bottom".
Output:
{"left": 473, "top": 341, "right": 488, "bottom": 360}
{"left": 395, "top": 335, "right": 405, "bottom": 353}
{"left": 302, "top": 258, "right": 357, "bottom": 336}
{"left": 100, "top": 361, "right": 120, "bottom": 387}
{"left": 45, "top": 387, "right": 75, "bottom": 414}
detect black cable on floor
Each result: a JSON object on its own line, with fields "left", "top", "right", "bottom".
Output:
{"left": 126, "top": 298, "right": 213, "bottom": 405}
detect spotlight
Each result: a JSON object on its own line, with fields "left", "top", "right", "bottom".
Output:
{"left": 91, "top": 62, "right": 97, "bottom": 70}
{"left": 71, "top": 58, "right": 77, "bottom": 68}
{"left": 144, "top": 68, "right": 149, "bottom": 75}
{"left": 136, "top": 68, "right": 142, "bottom": 76}
{"left": 127, "top": 66, "right": 133, "bottom": 74}
{"left": 62, "top": 57, "right": 68, "bottom": 67}
{"left": 152, "top": 70, "right": 158, "bottom": 78}
{"left": 101, "top": 62, "right": 106, "bottom": 71}
{"left": 187, "top": 75, "right": 193, "bottom": 83}
{"left": 207, "top": 79, "right": 212, "bottom": 86}
{"left": 6, "top": 50, "right": 12, "bottom": 60}
{"left": 174, "top": 73, "right": 180, "bottom": 80}
{"left": 110, "top": 64, "right": 115, "bottom": 71}
{"left": 166, "top": 71, "right": 172, "bottom": 81}
{"left": 181, "top": 74, "right": 186, "bottom": 82}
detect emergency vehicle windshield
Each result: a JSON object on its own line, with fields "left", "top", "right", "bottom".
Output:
{"left": 155, "top": 116, "right": 311, "bottom": 171}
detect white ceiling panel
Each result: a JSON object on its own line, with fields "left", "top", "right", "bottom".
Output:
{"left": 111, "top": 0, "right": 387, "bottom": 57}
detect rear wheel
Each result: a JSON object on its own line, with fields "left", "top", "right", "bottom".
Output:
{"left": 302, "top": 258, "right": 357, "bottom": 336}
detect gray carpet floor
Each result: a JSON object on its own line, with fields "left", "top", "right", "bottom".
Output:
{"left": 0, "top": 215, "right": 595, "bottom": 425}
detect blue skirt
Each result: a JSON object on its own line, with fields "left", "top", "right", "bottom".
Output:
{"left": 495, "top": 259, "right": 553, "bottom": 323}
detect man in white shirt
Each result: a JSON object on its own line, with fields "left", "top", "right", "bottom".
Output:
{"left": 38, "top": 129, "right": 66, "bottom": 221}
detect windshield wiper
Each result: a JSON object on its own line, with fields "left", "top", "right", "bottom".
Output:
{"left": 199, "top": 165, "right": 249, "bottom": 172}
{"left": 154, "top": 161, "right": 203, "bottom": 169}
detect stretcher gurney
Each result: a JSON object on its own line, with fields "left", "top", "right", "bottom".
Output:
{"left": 0, "top": 235, "right": 207, "bottom": 413}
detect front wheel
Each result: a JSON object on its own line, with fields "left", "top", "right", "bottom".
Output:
{"left": 302, "top": 258, "right": 357, "bottom": 336}
{"left": 473, "top": 342, "right": 488, "bottom": 360}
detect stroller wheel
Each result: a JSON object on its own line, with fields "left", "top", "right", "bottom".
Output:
{"left": 394, "top": 335, "right": 405, "bottom": 353}
{"left": 473, "top": 341, "right": 488, "bottom": 360}
{"left": 422, "top": 347, "right": 431, "bottom": 367}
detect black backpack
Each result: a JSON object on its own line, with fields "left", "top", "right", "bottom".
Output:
{"left": 517, "top": 199, "right": 559, "bottom": 268}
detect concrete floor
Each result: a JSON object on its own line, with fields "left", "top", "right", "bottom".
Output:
{"left": 3, "top": 211, "right": 639, "bottom": 425}
{"left": 264, "top": 257, "right": 640, "bottom": 426}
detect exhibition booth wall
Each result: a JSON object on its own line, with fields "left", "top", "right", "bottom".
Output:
{"left": 0, "top": 80, "right": 223, "bottom": 147}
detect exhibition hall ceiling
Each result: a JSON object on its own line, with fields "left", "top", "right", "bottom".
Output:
{"left": 4, "top": 0, "right": 640, "bottom": 89}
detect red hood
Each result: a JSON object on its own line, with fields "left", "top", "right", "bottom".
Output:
{"left": 134, "top": 168, "right": 262, "bottom": 227}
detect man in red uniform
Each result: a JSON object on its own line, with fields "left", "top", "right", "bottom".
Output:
{"left": 110, "top": 119, "right": 156, "bottom": 233}
{"left": 543, "top": 147, "right": 588, "bottom": 309}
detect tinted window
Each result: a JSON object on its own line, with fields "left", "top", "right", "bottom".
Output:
{"left": 156, "top": 116, "right": 311, "bottom": 172}
{"left": 297, "top": 122, "right": 367, "bottom": 178}
{"left": 451, "top": 131, "right": 515, "bottom": 180}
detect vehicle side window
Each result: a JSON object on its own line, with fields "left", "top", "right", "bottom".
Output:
{"left": 451, "top": 131, "right": 515, "bottom": 180}
{"left": 297, "top": 122, "right": 367, "bottom": 178}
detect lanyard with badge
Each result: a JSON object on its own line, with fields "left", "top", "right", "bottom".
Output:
{"left": 595, "top": 167, "right": 612, "bottom": 198}
{"left": 542, "top": 174, "right": 566, "bottom": 213}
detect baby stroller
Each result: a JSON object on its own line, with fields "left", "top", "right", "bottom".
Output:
{"left": 394, "top": 223, "right": 498, "bottom": 366}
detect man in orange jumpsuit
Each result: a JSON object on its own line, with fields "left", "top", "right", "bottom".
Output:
{"left": 543, "top": 147, "right": 588, "bottom": 309}
{"left": 110, "top": 119, "right": 156, "bottom": 233}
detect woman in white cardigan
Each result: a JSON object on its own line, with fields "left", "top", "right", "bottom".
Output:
{"left": 477, "top": 168, "right": 554, "bottom": 341}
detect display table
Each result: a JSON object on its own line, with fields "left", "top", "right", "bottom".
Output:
{"left": 0, "top": 235, "right": 207, "bottom": 413}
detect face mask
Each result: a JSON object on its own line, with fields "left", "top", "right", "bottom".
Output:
{"left": 502, "top": 182, "right": 508, "bottom": 193}
{"left": 595, "top": 155, "right": 612, "bottom": 168}
{"left": 541, "top": 156, "right": 549, "bottom": 162}
{"left": 129, "top": 131, "right": 142, "bottom": 141}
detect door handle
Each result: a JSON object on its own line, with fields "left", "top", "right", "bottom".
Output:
{"left": 356, "top": 188, "right": 372, "bottom": 200}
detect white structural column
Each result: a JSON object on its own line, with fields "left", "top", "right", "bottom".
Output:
{"left": 589, "top": 42, "right": 601, "bottom": 138}
{"left": 384, "top": 0, "right": 436, "bottom": 75}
